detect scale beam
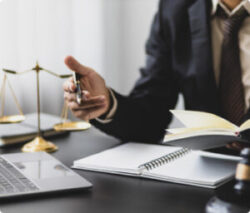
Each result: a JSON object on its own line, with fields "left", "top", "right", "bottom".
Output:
{"left": 42, "top": 69, "right": 72, "bottom": 79}
{"left": 3, "top": 69, "right": 32, "bottom": 75}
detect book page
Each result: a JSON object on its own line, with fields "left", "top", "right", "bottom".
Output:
{"left": 73, "top": 143, "right": 180, "bottom": 174}
{"left": 166, "top": 127, "right": 235, "bottom": 136}
{"left": 239, "top": 120, "right": 250, "bottom": 131}
{"left": 167, "top": 127, "right": 210, "bottom": 134}
{"left": 170, "top": 110, "right": 238, "bottom": 130}
{"left": 164, "top": 130, "right": 236, "bottom": 143}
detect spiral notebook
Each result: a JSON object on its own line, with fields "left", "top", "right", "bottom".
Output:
{"left": 73, "top": 143, "right": 241, "bottom": 188}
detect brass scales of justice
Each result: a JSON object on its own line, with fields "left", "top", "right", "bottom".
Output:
{"left": 0, "top": 62, "right": 91, "bottom": 153}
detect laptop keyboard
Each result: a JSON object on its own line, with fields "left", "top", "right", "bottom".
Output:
{"left": 0, "top": 156, "right": 39, "bottom": 194}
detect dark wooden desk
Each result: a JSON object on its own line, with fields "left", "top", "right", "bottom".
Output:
{"left": 0, "top": 128, "right": 217, "bottom": 213}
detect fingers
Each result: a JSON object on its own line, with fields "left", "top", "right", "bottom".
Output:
{"left": 73, "top": 105, "right": 105, "bottom": 121}
{"left": 63, "top": 77, "right": 75, "bottom": 93}
{"left": 81, "top": 90, "right": 91, "bottom": 101}
{"left": 69, "top": 100, "right": 106, "bottom": 112}
{"left": 64, "top": 56, "right": 91, "bottom": 76}
{"left": 226, "top": 144, "right": 235, "bottom": 150}
{"left": 226, "top": 142, "right": 245, "bottom": 151}
{"left": 231, "top": 142, "right": 245, "bottom": 150}
{"left": 64, "top": 90, "right": 90, "bottom": 102}
{"left": 66, "top": 94, "right": 106, "bottom": 110}
{"left": 67, "top": 96, "right": 107, "bottom": 121}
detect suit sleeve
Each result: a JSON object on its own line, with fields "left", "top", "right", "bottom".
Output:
{"left": 91, "top": 1, "right": 179, "bottom": 143}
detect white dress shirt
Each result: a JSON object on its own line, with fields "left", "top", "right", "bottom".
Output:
{"left": 97, "top": 0, "right": 250, "bottom": 123}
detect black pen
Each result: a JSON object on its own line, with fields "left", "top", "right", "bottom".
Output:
{"left": 74, "top": 73, "right": 82, "bottom": 104}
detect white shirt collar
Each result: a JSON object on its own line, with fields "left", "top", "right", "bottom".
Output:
{"left": 211, "top": 0, "right": 250, "bottom": 16}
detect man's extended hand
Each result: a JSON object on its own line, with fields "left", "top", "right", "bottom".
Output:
{"left": 63, "top": 56, "right": 110, "bottom": 121}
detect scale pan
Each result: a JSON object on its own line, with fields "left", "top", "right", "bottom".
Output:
{"left": 54, "top": 121, "right": 91, "bottom": 131}
{"left": 0, "top": 115, "right": 25, "bottom": 124}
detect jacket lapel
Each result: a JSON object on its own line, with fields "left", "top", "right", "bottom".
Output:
{"left": 187, "top": 0, "right": 219, "bottom": 113}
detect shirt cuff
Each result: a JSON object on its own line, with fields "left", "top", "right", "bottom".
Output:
{"left": 95, "top": 88, "right": 118, "bottom": 124}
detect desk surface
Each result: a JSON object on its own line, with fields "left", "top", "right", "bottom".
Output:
{"left": 0, "top": 127, "right": 218, "bottom": 213}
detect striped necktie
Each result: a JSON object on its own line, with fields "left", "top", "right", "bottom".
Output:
{"left": 217, "top": 6, "right": 249, "bottom": 125}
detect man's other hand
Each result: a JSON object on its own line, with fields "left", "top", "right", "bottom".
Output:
{"left": 226, "top": 142, "right": 248, "bottom": 151}
{"left": 63, "top": 56, "right": 110, "bottom": 121}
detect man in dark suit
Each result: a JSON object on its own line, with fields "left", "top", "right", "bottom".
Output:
{"left": 63, "top": 0, "right": 250, "bottom": 150}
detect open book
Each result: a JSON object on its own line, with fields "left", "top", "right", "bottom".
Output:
{"left": 163, "top": 110, "right": 250, "bottom": 150}
{"left": 73, "top": 143, "right": 240, "bottom": 189}
{"left": 0, "top": 113, "right": 67, "bottom": 146}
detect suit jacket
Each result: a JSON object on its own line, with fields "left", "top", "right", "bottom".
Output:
{"left": 91, "top": 0, "right": 249, "bottom": 143}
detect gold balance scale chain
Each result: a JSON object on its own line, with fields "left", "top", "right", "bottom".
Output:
{"left": 0, "top": 63, "right": 91, "bottom": 153}
{"left": 0, "top": 73, "right": 25, "bottom": 123}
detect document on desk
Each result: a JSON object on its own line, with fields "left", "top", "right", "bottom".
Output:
{"left": 73, "top": 143, "right": 240, "bottom": 189}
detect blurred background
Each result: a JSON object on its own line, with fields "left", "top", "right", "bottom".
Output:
{"left": 0, "top": 0, "right": 183, "bottom": 126}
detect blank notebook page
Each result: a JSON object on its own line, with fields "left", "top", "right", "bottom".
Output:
{"left": 146, "top": 152, "right": 238, "bottom": 185}
{"left": 74, "top": 143, "right": 180, "bottom": 173}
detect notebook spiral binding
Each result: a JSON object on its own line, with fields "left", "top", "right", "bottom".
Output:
{"left": 139, "top": 148, "right": 191, "bottom": 171}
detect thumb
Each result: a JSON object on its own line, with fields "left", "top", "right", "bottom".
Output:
{"left": 64, "top": 56, "right": 90, "bottom": 76}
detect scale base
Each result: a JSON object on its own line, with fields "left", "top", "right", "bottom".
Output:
{"left": 22, "top": 136, "right": 58, "bottom": 153}
{"left": 54, "top": 121, "right": 91, "bottom": 131}
{"left": 0, "top": 115, "right": 25, "bottom": 124}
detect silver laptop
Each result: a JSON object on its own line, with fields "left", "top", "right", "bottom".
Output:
{"left": 0, "top": 152, "right": 92, "bottom": 198}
